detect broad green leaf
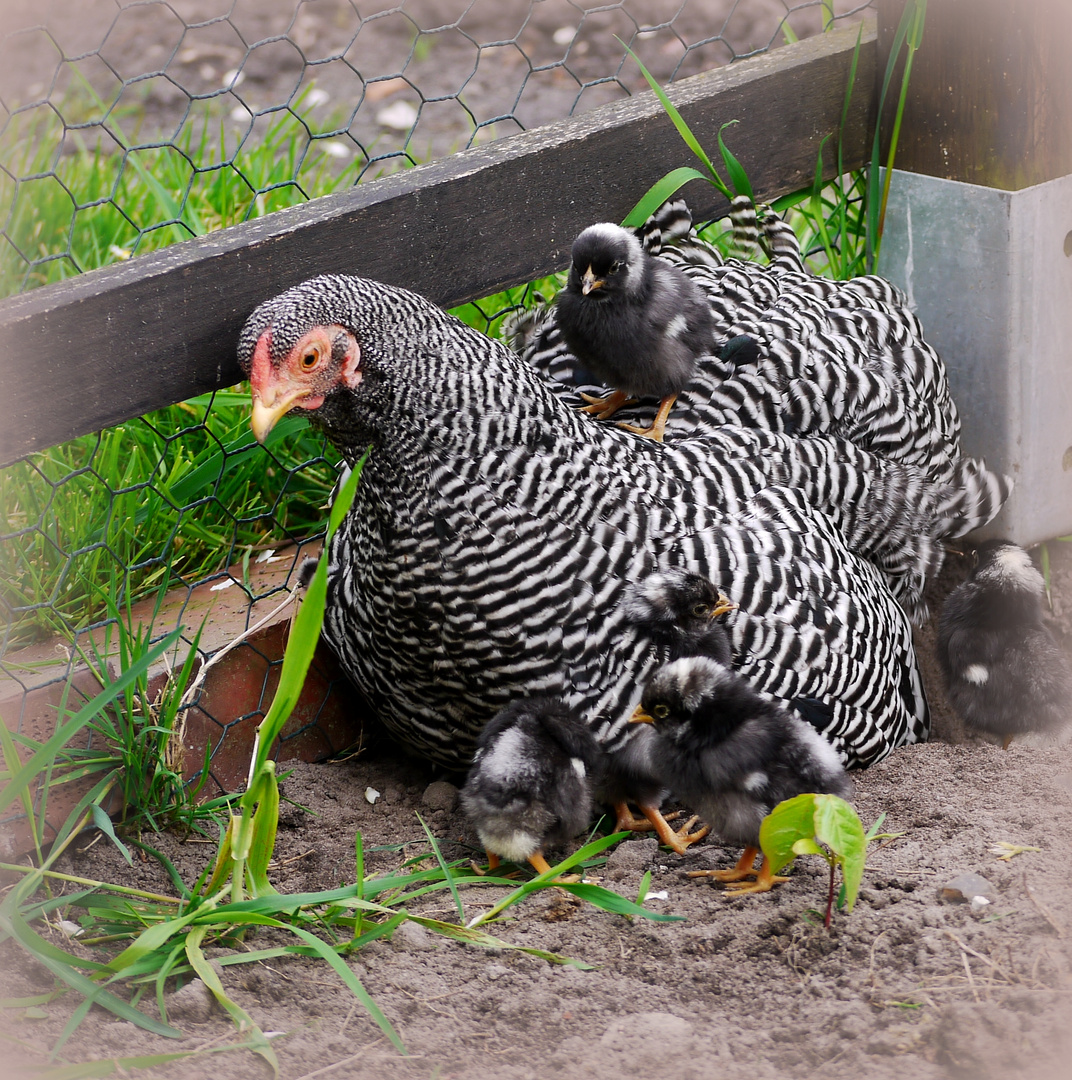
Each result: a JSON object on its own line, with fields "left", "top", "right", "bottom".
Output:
{"left": 759, "top": 793, "right": 817, "bottom": 875}
{"left": 813, "top": 794, "right": 867, "bottom": 912}
{"left": 791, "top": 838, "right": 825, "bottom": 858}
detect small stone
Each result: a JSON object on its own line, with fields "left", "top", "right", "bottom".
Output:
{"left": 484, "top": 963, "right": 511, "bottom": 981}
{"left": 421, "top": 780, "right": 458, "bottom": 813}
{"left": 167, "top": 978, "right": 216, "bottom": 1023}
{"left": 392, "top": 919, "right": 438, "bottom": 952}
{"left": 940, "top": 872, "right": 994, "bottom": 903}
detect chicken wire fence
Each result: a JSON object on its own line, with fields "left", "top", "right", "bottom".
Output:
{"left": 0, "top": 0, "right": 873, "bottom": 827}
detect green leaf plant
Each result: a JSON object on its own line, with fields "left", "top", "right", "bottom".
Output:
{"left": 759, "top": 793, "right": 874, "bottom": 928}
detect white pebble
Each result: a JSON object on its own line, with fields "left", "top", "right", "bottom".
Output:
{"left": 970, "top": 895, "right": 991, "bottom": 913}
{"left": 306, "top": 87, "right": 330, "bottom": 107}
{"left": 222, "top": 68, "right": 245, "bottom": 89}
{"left": 365, "top": 786, "right": 381, "bottom": 804}
{"left": 644, "top": 890, "right": 669, "bottom": 901}
{"left": 552, "top": 26, "right": 576, "bottom": 45}
{"left": 376, "top": 101, "right": 418, "bottom": 131}
{"left": 58, "top": 919, "right": 84, "bottom": 938}
{"left": 320, "top": 140, "right": 352, "bottom": 159}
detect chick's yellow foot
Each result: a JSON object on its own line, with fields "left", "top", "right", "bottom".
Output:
{"left": 616, "top": 393, "right": 679, "bottom": 442}
{"left": 578, "top": 389, "right": 636, "bottom": 421}
{"left": 612, "top": 801, "right": 682, "bottom": 833}
{"left": 639, "top": 804, "right": 710, "bottom": 855}
{"left": 722, "top": 859, "right": 789, "bottom": 896}
{"left": 687, "top": 846, "right": 762, "bottom": 883}
{"left": 689, "top": 850, "right": 789, "bottom": 895}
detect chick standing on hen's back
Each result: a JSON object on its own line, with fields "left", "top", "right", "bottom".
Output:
{"left": 556, "top": 222, "right": 713, "bottom": 441}
{"left": 937, "top": 540, "right": 1072, "bottom": 748}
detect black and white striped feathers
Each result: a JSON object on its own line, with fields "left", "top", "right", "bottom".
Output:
{"left": 239, "top": 273, "right": 935, "bottom": 779}
{"left": 460, "top": 698, "right": 601, "bottom": 871}
{"left": 513, "top": 198, "right": 1011, "bottom": 571}
{"left": 937, "top": 541, "right": 1072, "bottom": 746}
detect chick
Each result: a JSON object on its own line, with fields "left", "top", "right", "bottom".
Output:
{"left": 621, "top": 567, "right": 737, "bottom": 665}
{"left": 937, "top": 539, "right": 1072, "bottom": 748}
{"left": 555, "top": 222, "right": 713, "bottom": 441}
{"left": 460, "top": 698, "right": 602, "bottom": 876}
{"left": 631, "top": 656, "right": 852, "bottom": 894}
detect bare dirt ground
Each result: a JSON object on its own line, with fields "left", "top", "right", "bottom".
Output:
{"left": 0, "top": 0, "right": 849, "bottom": 171}
{"left": 2, "top": 551, "right": 1072, "bottom": 1080}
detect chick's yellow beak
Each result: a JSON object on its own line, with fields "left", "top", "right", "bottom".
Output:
{"left": 581, "top": 266, "right": 604, "bottom": 296}
{"left": 629, "top": 704, "right": 656, "bottom": 725}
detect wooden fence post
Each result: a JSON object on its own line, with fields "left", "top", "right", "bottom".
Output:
{"left": 877, "top": 0, "right": 1072, "bottom": 190}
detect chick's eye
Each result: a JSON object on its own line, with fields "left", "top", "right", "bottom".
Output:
{"left": 691, "top": 603, "right": 709, "bottom": 618}
{"left": 653, "top": 704, "right": 670, "bottom": 719}
{"left": 609, "top": 260, "right": 621, "bottom": 274}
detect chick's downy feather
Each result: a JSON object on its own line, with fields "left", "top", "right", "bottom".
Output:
{"left": 938, "top": 540, "right": 1072, "bottom": 744}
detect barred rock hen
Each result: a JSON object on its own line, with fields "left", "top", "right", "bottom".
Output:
{"left": 513, "top": 198, "right": 1010, "bottom": 621}
{"left": 239, "top": 274, "right": 997, "bottom": 800}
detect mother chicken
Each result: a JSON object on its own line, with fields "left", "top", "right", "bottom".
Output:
{"left": 239, "top": 273, "right": 992, "bottom": 780}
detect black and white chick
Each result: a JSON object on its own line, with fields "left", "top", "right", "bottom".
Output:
{"left": 631, "top": 656, "right": 853, "bottom": 895}
{"left": 555, "top": 222, "right": 714, "bottom": 441}
{"left": 937, "top": 539, "right": 1072, "bottom": 748}
{"left": 622, "top": 567, "right": 737, "bottom": 665}
{"left": 460, "top": 698, "right": 603, "bottom": 877}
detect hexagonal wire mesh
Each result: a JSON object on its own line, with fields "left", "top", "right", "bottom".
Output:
{"left": 0, "top": 0, "right": 873, "bottom": 843}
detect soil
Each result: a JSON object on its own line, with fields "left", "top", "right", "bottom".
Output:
{"left": 0, "top": 0, "right": 845, "bottom": 173}
{"left": 2, "top": 551, "right": 1072, "bottom": 1080}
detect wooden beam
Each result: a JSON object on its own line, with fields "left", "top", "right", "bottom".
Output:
{"left": 0, "top": 20, "right": 876, "bottom": 466}
{"left": 877, "top": 0, "right": 1072, "bottom": 189}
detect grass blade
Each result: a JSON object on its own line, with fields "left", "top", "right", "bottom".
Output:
{"left": 621, "top": 166, "right": 710, "bottom": 227}
{"left": 185, "top": 925, "right": 278, "bottom": 1076}
{"left": 286, "top": 924, "right": 407, "bottom": 1054}
{"left": 415, "top": 813, "right": 465, "bottom": 923}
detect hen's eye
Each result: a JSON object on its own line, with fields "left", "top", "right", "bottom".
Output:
{"left": 692, "top": 603, "right": 709, "bottom": 618}
{"left": 299, "top": 348, "right": 320, "bottom": 371}
{"left": 653, "top": 704, "right": 670, "bottom": 719}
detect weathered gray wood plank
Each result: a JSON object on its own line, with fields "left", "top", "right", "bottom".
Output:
{"left": 0, "top": 20, "right": 876, "bottom": 466}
